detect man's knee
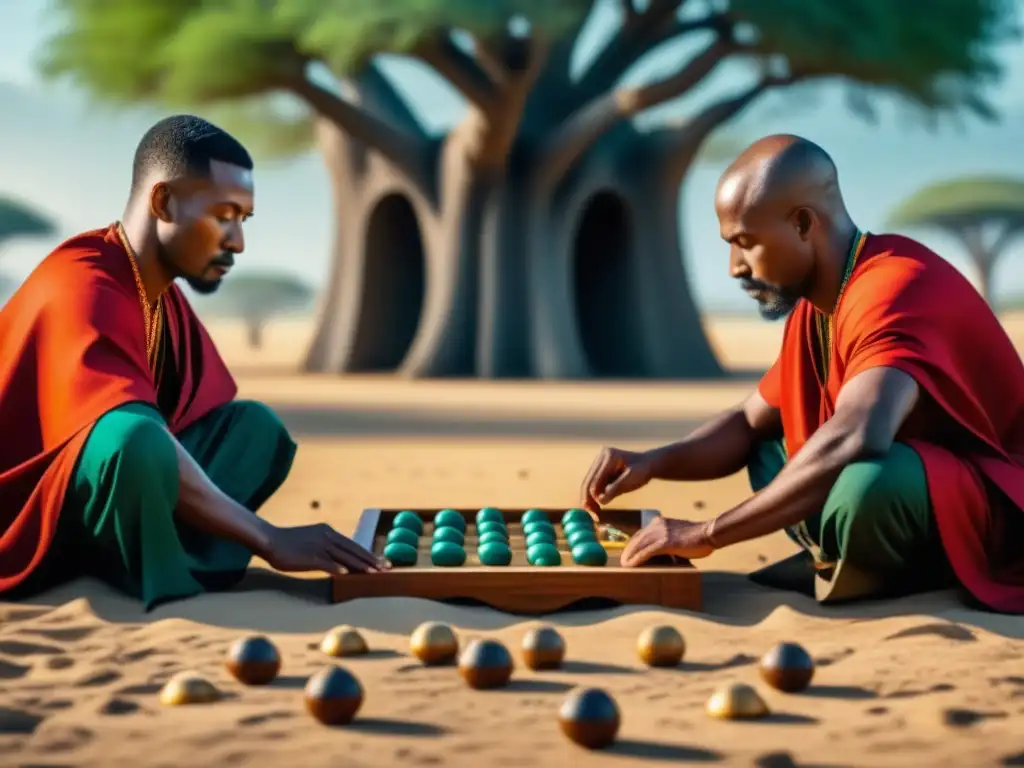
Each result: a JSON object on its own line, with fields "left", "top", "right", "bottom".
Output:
{"left": 229, "top": 400, "right": 293, "bottom": 445}
{"left": 81, "top": 406, "right": 178, "bottom": 497}
{"left": 824, "top": 443, "right": 929, "bottom": 565}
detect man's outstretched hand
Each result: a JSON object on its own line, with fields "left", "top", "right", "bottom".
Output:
{"left": 264, "top": 523, "right": 389, "bottom": 576}
{"left": 580, "top": 446, "right": 658, "bottom": 518}
{"left": 619, "top": 516, "right": 715, "bottom": 567}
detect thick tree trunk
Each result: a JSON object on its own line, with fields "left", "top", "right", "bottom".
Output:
{"left": 246, "top": 318, "right": 265, "bottom": 349}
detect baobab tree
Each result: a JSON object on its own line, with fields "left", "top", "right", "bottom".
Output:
{"left": 41, "top": 0, "right": 1015, "bottom": 377}
{"left": 887, "top": 176, "right": 1024, "bottom": 306}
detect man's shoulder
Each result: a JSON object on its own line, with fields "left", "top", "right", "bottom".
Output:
{"left": 850, "top": 232, "right": 975, "bottom": 301}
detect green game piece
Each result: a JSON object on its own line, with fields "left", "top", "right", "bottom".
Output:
{"left": 526, "top": 530, "right": 555, "bottom": 549}
{"left": 432, "top": 526, "right": 465, "bottom": 546}
{"left": 477, "top": 530, "right": 509, "bottom": 547}
{"left": 476, "top": 521, "right": 509, "bottom": 539}
{"left": 431, "top": 541, "right": 467, "bottom": 567}
{"left": 386, "top": 527, "right": 419, "bottom": 547}
{"left": 478, "top": 541, "right": 513, "bottom": 566}
{"left": 393, "top": 510, "right": 424, "bottom": 534}
{"left": 562, "top": 519, "right": 594, "bottom": 538}
{"left": 434, "top": 509, "right": 466, "bottom": 531}
{"left": 476, "top": 507, "right": 504, "bottom": 525}
{"left": 571, "top": 540, "right": 608, "bottom": 567}
{"left": 383, "top": 541, "right": 418, "bottom": 567}
{"left": 523, "top": 520, "right": 555, "bottom": 538}
{"left": 567, "top": 528, "right": 598, "bottom": 549}
{"left": 527, "top": 542, "right": 561, "bottom": 567}
{"left": 521, "top": 508, "right": 549, "bottom": 525}
{"left": 561, "top": 508, "right": 592, "bottom": 527}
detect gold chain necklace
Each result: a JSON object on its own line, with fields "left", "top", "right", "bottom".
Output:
{"left": 115, "top": 222, "right": 163, "bottom": 366}
{"left": 815, "top": 230, "right": 868, "bottom": 380}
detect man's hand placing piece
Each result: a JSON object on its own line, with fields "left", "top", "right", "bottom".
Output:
{"left": 264, "top": 523, "right": 389, "bottom": 576}
{"left": 580, "top": 446, "right": 658, "bottom": 518}
{"left": 619, "top": 516, "right": 715, "bottom": 567}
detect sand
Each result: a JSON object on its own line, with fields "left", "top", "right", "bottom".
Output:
{"left": 2, "top": 315, "right": 1023, "bottom": 767}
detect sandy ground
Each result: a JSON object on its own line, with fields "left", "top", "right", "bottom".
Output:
{"left": 2, "top": 315, "right": 1023, "bottom": 767}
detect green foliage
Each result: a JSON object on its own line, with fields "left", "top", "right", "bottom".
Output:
{"left": 730, "top": 0, "right": 1018, "bottom": 118}
{"left": 283, "top": 0, "right": 592, "bottom": 71}
{"left": 886, "top": 176, "right": 1024, "bottom": 229}
{"left": 0, "top": 197, "right": 55, "bottom": 248}
{"left": 200, "top": 271, "right": 315, "bottom": 321}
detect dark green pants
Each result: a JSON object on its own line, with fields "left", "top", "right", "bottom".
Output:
{"left": 22, "top": 400, "right": 296, "bottom": 609}
{"left": 749, "top": 439, "right": 955, "bottom": 599}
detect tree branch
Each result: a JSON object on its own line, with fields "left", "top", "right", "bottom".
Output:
{"left": 415, "top": 32, "right": 500, "bottom": 113}
{"left": 990, "top": 218, "right": 1024, "bottom": 259}
{"left": 620, "top": 0, "right": 639, "bottom": 24}
{"left": 534, "top": 39, "right": 737, "bottom": 189}
{"left": 657, "top": 74, "right": 804, "bottom": 169}
{"left": 571, "top": 7, "right": 725, "bottom": 111}
{"left": 289, "top": 75, "right": 430, "bottom": 185}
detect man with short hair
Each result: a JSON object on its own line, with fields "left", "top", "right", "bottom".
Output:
{"left": 0, "top": 115, "right": 386, "bottom": 610}
{"left": 581, "top": 134, "right": 1024, "bottom": 612}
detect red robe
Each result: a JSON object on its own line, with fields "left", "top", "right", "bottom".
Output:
{"left": 0, "top": 224, "right": 236, "bottom": 593}
{"left": 758, "top": 234, "right": 1024, "bottom": 613}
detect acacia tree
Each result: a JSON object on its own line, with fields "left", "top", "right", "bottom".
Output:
{"left": 41, "top": 0, "right": 1015, "bottom": 378}
{"left": 0, "top": 197, "right": 54, "bottom": 252}
{"left": 887, "top": 176, "right": 1024, "bottom": 305}
{"left": 195, "top": 272, "right": 315, "bottom": 349}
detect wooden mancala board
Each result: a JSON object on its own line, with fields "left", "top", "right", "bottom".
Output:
{"left": 331, "top": 507, "right": 702, "bottom": 613}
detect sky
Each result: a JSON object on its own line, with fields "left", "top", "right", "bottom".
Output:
{"left": 1, "top": 1, "right": 1023, "bottom": 312}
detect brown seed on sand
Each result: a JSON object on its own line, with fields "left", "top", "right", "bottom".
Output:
{"left": 459, "top": 639, "right": 514, "bottom": 689}
{"left": 410, "top": 621, "right": 459, "bottom": 665}
{"left": 320, "top": 625, "right": 369, "bottom": 658}
{"left": 310, "top": 499, "right": 320, "bottom": 509}
{"left": 304, "top": 665, "right": 364, "bottom": 725}
{"left": 522, "top": 626, "right": 566, "bottom": 670}
{"left": 159, "top": 671, "right": 220, "bottom": 706}
{"left": 637, "top": 625, "right": 685, "bottom": 667}
{"left": 705, "top": 682, "right": 770, "bottom": 719}
{"left": 759, "top": 641, "right": 815, "bottom": 692}
{"left": 225, "top": 635, "right": 281, "bottom": 685}
{"left": 558, "top": 687, "right": 621, "bottom": 749}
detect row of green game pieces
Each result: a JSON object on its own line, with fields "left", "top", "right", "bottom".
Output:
{"left": 382, "top": 508, "right": 607, "bottom": 567}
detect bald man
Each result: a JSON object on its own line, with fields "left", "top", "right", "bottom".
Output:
{"left": 0, "top": 115, "right": 385, "bottom": 610}
{"left": 580, "top": 135, "right": 1024, "bottom": 612}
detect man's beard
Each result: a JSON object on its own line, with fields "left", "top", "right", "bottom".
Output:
{"left": 739, "top": 278, "right": 801, "bottom": 321}
{"left": 185, "top": 275, "right": 223, "bottom": 294}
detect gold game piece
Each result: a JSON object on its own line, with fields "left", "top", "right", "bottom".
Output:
{"left": 159, "top": 671, "right": 220, "bottom": 706}
{"left": 636, "top": 625, "right": 686, "bottom": 667}
{"left": 705, "top": 682, "right": 770, "bottom": 719}
{"left": 320, "top": 625, "right": 370, "bottom": 658}
{"left": 410, "top": 621, "right": 459, "bottom": 665}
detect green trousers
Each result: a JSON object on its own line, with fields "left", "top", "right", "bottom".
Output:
{"left": 25, "top": 400, "right": 296, "bottom": 610}
{"left": 748, "top": 439, "right": 956, "bottom": 599}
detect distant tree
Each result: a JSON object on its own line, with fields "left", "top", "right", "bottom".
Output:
{"left": 41, "top": 0, "right": 1017, "bottom": 378}
{"left": 0, "top": 197, "right": 54, "bottom": 252}
{"left": 197, "top": 272, "right": 315, "bottom": 349}
{"left": 887, "top": 176, "right": 1024, "bottom": 304}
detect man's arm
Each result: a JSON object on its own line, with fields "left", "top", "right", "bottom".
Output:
{"left": 647, "top": 390, "right": 782, "bottom": 482}
{"left": 170, "top": 431, "right": 384, "bottom": 574}
{"left": 705, "top": 366, "right": 920, "bottom": 548}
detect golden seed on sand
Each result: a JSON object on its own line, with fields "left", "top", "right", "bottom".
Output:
{"left": 759, "top": 641, "right": 815, "bottom": 692}
{"left": 458, "top": 638, "right": 514, "bottom": 689}
{"left": 410, "top": 621, "right": 459, "bottom": 665}
{"left": 636, "top": 625, "right": 685, "bottom": 667}
{"left": 320, "top": 625, "right": 369, "bottom": 658}
{"left": 304, "top": 665, "right": 364, "bottom": 725}
{"left": 159, "top": 671, "right": 220, "bottom": 706}
{"left": 705, "top": 682, "right": 770, "bottom": 720}
{"left": 522, "top": 626, "right": 566, "bottom": 670}
{"left": 225, "top": 635, "right": 281, "bottom": 685}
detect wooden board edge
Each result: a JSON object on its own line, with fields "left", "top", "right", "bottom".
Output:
{"left": 353, "top": 508, "right": 382, "bottom": 552}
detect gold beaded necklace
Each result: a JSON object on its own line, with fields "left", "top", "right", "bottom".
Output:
{"left": 115, "top": 222, "right": 163, "bottom": 367}
{"left": 815, "top": 230, "right": 868, "bottom": 381}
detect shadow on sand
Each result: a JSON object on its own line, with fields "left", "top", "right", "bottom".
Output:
{"left": 12, "top": 569, "right": 1022, "bottom": 641}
